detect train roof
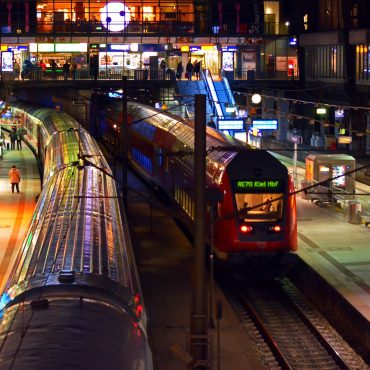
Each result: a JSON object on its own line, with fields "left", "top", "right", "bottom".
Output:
{"left": 126, "top": 102, "right": 253, "bottom": 166}
{"left": 5, "top": 103, "right": 141, "bottom": 311}
{"left": 0, "top": 297, "right": 152, "bottom": 370}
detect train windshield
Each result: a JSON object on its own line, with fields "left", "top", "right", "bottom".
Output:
{"left": 233, "top": 180, "right": 284, "bottom": 222}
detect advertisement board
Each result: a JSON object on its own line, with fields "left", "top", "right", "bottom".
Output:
{"left": 1, "top": 51, "right": 13, "bottom": 71}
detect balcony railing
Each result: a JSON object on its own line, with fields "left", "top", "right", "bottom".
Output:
{"left": 0, "top": 68, "right": 172, "bottom": 82}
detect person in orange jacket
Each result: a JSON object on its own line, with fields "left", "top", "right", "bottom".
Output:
{"left": 8, "top": 165, "right": 21, "bottom": 193}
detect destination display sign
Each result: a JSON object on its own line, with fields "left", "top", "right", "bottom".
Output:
{"left": 234, "top": 179, "right": 284, "bottom": 192}
{"left": 218, "top": 119, "right": 244, "bottom": 130}
{"left": 252, "top": 119, "right": 278, "bottom": 130}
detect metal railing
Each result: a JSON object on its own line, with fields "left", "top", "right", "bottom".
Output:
{"left": 0, "top": 68, "right": 170, "bottom": 82}
{"left": 201, "top": 69, "right": 223, "bottom": 119}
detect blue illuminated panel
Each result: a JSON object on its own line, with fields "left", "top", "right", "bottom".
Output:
{"left": 218, "top": 119, "right": 244, "bottom": 130}
{"left": 252, "top": 119, "right": 278, "bottom": 130}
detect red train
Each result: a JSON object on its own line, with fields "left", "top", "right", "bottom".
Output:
{"left": 111, "top": 102, "right": 297, "bottom": 270}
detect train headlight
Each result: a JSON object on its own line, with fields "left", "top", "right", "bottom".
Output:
{"left": 240, "top": 225, "right": 253, "bottom": 233}
{"left": 268, "top": 225, "right": 282, "bottom": 233}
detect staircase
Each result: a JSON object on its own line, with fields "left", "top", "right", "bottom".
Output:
{"left": 174, "top": 71, "right": 237, "bottom": 121}
{"left": 213, "top": 81, "right": 232, "bottom": 119}
{"left": 176, "top": 80, "right": 213, "bottom": 119}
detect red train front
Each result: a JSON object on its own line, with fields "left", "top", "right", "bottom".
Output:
{"left": 109, "top": 102, "right": 297, "bottom": 271}
{"left": 212, "top": 150, "right": 297, "bottom": 267}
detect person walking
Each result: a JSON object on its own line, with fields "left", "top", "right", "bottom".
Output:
{"left": 8, "top": 165, "right": 21, "bottom": 193}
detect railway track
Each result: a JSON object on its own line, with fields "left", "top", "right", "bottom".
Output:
{"left": 222, "top": 277, "right": 368, "bottom": 370}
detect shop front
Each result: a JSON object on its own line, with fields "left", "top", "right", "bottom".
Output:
{"left": 29, "top": 42, "right": 88, "bottom": 77}
{"left": 184, "top": 45, "right": 219, "bottom": 76}
{"left": 0, "top": 45, "right": 28, "bottom": 79}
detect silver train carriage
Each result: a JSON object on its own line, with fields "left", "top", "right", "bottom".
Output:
{"left": 0, "top": 103, "right": 153, "bottom": 370}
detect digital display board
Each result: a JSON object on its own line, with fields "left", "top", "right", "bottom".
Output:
{"left": 234, "top": 179, "right": 284, "bottom": 192}
{"left": 218, "top": 119, "right": 244, "bottom": 130}
{"left": 252, "top": 119, "right": 278, "bottom": 130}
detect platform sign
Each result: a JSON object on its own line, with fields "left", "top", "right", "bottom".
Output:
{"left": 217, "top": 119, "right": 244, "bottom": 130}
{"left": 289, "top": 135, "right": 302, "bottom": 144}
{"left": 252, "top": 119, "right": 278, "bottom": 130}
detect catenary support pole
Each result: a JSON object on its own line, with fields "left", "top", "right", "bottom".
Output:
{"left": 190, "top": 94, "right": 209, "bottom": 369}
{"left": 121, "top": 76, "right": 128, "bottom": 209}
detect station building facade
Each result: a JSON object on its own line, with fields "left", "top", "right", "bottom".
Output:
{"left": 291, "top": 0, "right": 370, "bottom": 154}
{"left": 0, "top": 0, "right": 298, "bottom": 80}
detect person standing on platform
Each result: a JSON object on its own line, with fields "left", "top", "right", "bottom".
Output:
{"left": 0, "top": 132, "right": 5, "bottom": 151}
{"left": 13, "top": 60, "right": 20, "bottom": 80}
{"left": 9, "top": 131, "right": 17, "bottom": 150}
{"left": 51, "top": 59, "right": 57, "bottom": 80}
{"left": 39, "top": 60, "right": 47, "bottom": 78}
{"left": 160, "top": 59, "right": 166, "bottom": 79}
{"left": 71, "top": 63, "right": 77, "bottom": 80}
{"left": 186, "top": 60, "right": 193, "bottom": 81}
{"left": 207, "top": 117, "right": 216, "bottom": 129}
{"left": 63, "top": 61, "right": 70, "bottom": 80}
{"left": 176, "top": 61, "right": 183, "bottom": 80}
{"left": 194, "top": 60, "right": 201, "bottom": 80}
{"left": 8, "top": 165, "right": 21, "bottom": 193}
{"left": 16, "top": 133, "right": 22, "bottom": 150}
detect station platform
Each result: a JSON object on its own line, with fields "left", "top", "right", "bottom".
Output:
{"left": 0, "top": 142, "right": 40, "bottom": 293}
{"left": 0, "top": 137, "right": 369, "bottom": 367}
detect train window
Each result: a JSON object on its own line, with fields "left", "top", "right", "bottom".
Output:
{"left": 235, "top": 193, "right": 283, "bottom": 222}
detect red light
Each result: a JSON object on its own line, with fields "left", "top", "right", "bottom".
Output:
{"left": 269, "top": 225, "right": 282, "bottom": 232}
{"left": 240, "top": 225, "right": 253, "bottom": 233}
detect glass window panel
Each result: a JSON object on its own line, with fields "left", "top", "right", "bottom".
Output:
{"left": 235, "top": 192, "right": 284, "bottom": 222}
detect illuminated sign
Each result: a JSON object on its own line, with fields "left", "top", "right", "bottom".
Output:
{"left": 335, "top": 109, "right": 344, "bottom": 118}
{"left": 249, "top": 127, "right": 261, "bottom": 137}
{"left": 55, "top": 43, "right": 87, "bottom": 52}
{"left": 1, "top": 52, "right": 13, "bottom": 71}
{"left": 289, "top": 37, "right": 297, "bottom": 46}
{"left": 222, "top": 46, "right": 237, "bottom": 52}
{"left": 252, "top": 119, "right": 278, "bottom": 130}
{"left": 109, "top": 44, "right": 130, "bottom": 51}
{"left": 100, "top": 2, "right": 130, "bottom": 32}
{"left": 189, "top": 46, "right": 201, "bottom": 52}
{"left": 338, "top": 136, "right": 352, "bottom": 144}
{"left": 218, "top": 119, "right": 244, "bottom": 130}
{"left": 234, "top": 180, "right": 284, "bottom": 192}
{"left": 316, "top": 107, "right": 327, "bottom": 115}
{"left": 37, "top": 43, "right": 54, "bottom": 52}
{"left": 7, "top": 45, "right": 28, "bottom": 51}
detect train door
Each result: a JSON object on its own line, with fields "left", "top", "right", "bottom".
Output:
{"left": 153, "top": 145, "right": 164, "bottom": 185}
